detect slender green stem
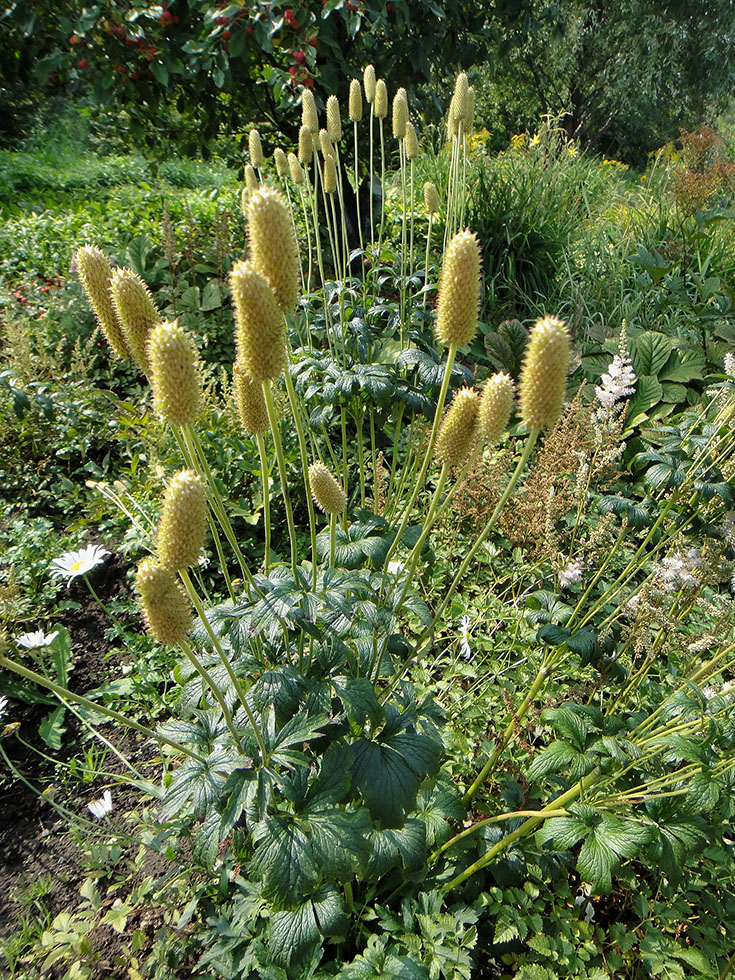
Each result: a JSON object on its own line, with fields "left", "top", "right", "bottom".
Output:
{"left": 382, "top": 345, "right": 457, "bottom": 570}
{"left": 0, "top": 654, "right": 206, "bottom": 763}
{"left": 419, "top": 429, "right": 539, "bottom": 643}
{"left": 329, "top": 512, "right": 336, "bottom": 567}
{"left": 283, "top": 365, "right": 319, "bottom": 589}
{"left": 442, "top": 768, "right": 602, "bottom": 893}
{"left": 423, "top": 213, "right": 433, "bottom": 313}
{"left": 257, "top": 433, "right": 271, "bottom": 572}
{"left": 263, "top": 381, "right": 298, "bottom": 577}
{"left": 178, "top": 637, "right": 244, "bottom": 751}
{"left": 356, "top": 409, "right": 367, "bottom": 507}
{"left": 180, "top": 572, "right": 266, "bottom": 759}
{"left": 463, "top": 662, "right": 549, "bottom": 806}
{"left": 430, "top": 808, "right": 568, "bottom": 865}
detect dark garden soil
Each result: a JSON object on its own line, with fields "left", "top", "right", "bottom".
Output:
{"left": 0, "top": 555, "right": 179, "bottom": 977}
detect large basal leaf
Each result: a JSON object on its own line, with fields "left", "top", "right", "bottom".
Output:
{"left": 269, "top": 884, "right": 348, "bottom": 968}
{"left": 349, "top": 729, "right": 442, "bottom": 827}
{"left": 332, "top": 675, "right": 385, "bottom": 732}
{"left": 338, "top": 934, "right": 430, "bottom": 979}
{"left": 631, "top": 331, "right": 673, "bottom": 377}
{"left": 252, "top": 815, "right": 319, "bottom": 905}
{"left": 626, "top": 375, "right": 663, "bottom": 425}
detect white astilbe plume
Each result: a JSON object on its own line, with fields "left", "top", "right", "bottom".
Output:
{"left": 725, "top": 352, "right": 735, "bottom": 377}
{"left": 559, "top": 560, "right": 584, "bottom": 588}
{"left": 655, "top": 547, "right": 701, "bottom": 590}
{"left": 594, "top": 326, "right": 636, "bottom": 424}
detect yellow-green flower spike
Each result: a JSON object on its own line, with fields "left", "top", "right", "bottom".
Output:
{"left": 349, "top": 79, "right": 363, "bottom": 122}
{"left": 274, "top": 147, "right": 289, "bottom": 178}
{"left": 392, "top": 87, "right": 408, "bottom": 139}
{"left": 424, "top": 181, "right": 440, "bottom": 214}
{"left": 298, "top": 124, "right": 313, "bottom": 165}
{"left": 75, "top": 246, "right": 130, "bottom": 360}
{"left": 136, "top": 557, "right": 192, "bottom": 647}
{"left": 324, "top": 154, "right": 338, "bottom": 194}
{"left": 435, "top": 388, "right": 479, "bottom": 467}
{"left": 363, "top": 64, "right": 376, "bottom": 103}
{"left": 109, "top": 267, "right": 161, "bottom": 372}
{"left": 518, "top": 315, "right": 570, "bottom": 430}
{"left": 157, "top": 469, "right": 208, "bottom": 571}
{"left": 326, "top": 95, "right": 342, "bottom": 142}
{"left": 308, "top": 461, "right": 347, "bottom": 515}
{"left": 233, "top": 360, "right": 270, "bottom": 436}
{"left": 466, "top": 86, "right": 476, "bottom": 133}
{"left": 288, "top": 152, "right": 304, "bottom": 185}
{"left": 435, "top": 229, "right": 481, "bottom": 348}
{"left": 148, "top": 320, "right": 202, "bottom": 425}
{"left": 319, "top": 128, "right": 333, "bottom": 158}
{"left": 249, "top": 128, "right": 264, "bottom": 168}
{"left": 245, "top": 164, "right": 259, "bottom": 192}
{"left": 453, "top": 73, "right": 469, "bottom": 120}
{"left": 302, "top": 87, "right": 319, "bottom": 133}
{"left": 375, "top": 79, "right": 388, "bottom": 119}
{"left": 479, "top": 372, "right": 514, "bottom": 446}
{"left": 405, "top": 122, "right": 419, "bottom": 160}
{"left": 448, "top": 95, "right": 459, "bottom": 140}
{"left": 246, "top": 186, "right": 300, "bottom": 316}
{"left": 230, "top": 260, "right": 287, "bottom": 382}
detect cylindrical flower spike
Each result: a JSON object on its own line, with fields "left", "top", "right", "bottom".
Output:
{"left": 75, "top": 246, "right": 130, "bottom": 360}
{"left": 435, "top": 388, "right": 479, "bottom": 467}
{"left": 363, "top": 64, "right": 376, "bottom": 103}
{"left": 424, "top": 181, "right": 440, "bottom": 214}
{"left": 308, "top": 461, "right": 347, "bottom": 515}
{"left": 518, "top": 316, "right": 570, "bottom": 430}
{"left": 157, "top": 470, "right": 208, "bottom": 572}
{"left": 466, "top": 86, "right": 476, "bottom": 133}
{"left": 298, "top": 124, "right": 313, "bottom": 165}
{"left": 479, "top": 372, "right": 514, "bottom": 446}
{"left": 435, "top": 229, "right": 481, "bottom": 348}
{"left": 302, "top": 88, "right": 319, "bottom": 133}
{"left": 349, "top": 79, "right": 363, "bottom": 122}
{"left": 148, "top": 320, "right": 202, "bottom": 425}
{"left": 233, "top": 360, "right": 270, "bottom": 436}
{"left": 448, "top": 95, "right": 459, "bottom": 140}
{"left": 405, "top": 121, "right": 419, "bottom": 160}
{"left": 274, "top": 147, "right": 289, "bottom": 178}
{"left": 110, "top": 267, "right": 161, "bottom": 372}
{"left": 230, "top": 260, "right": 287, "bottom": 382}
{"left": 246, "top": 186, "right": 300, "bottom": 315}
{"left": 323, "top": 154, "right": 338, "bottom": 194}
{"left": 249, "top": 128, "right": 264, "bottom": 168}
{"left": 288, "top": 152, "right": 304, "bottom": 185}
{"left": 374, "top": 79, "right": 388, "bottom": 119}
{"left": 319, "top": 128, "right": 334, "bottom": 158}
{"left": 453, "top": 73, "right": 469, "bottom": 120}
{"left": 136, "top": 558, "right": 192, "bottom": 647}
{"left": 245, "top": 164, "right": 259, "bottom": 192}
{"left": 392, "top": 87, "right": 408, "bottom": 139}
{"left": 326, "top": 94, "right": 342, "bottom": 142}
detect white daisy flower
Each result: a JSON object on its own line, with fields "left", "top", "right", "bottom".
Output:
{"left": 15, "top": 629, "right": 60, "bottom": 649}
{"left": 387, "top": 561, "right": 405, "bottom": 576}
{"left": 459, "top": 615, "right": 472, "bottom": 660}
{"left": 87, "top": 790, "right": 113, "bottom": 819}
{"left": 50, "top": 545, "right": 110, "bottom": 586}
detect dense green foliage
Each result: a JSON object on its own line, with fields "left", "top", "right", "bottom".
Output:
{"left": 2, "top": 93, "right": 735, "bottom": 980}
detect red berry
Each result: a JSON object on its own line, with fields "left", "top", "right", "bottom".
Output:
{"left": 69, "top": 33, "right": 82, "bottom": 46}
{"left": 41, "top": 285, "right": 50, "bottom": 293}
{"left": 146, "top": 52, "right": 154, "bottom": 60}
{"left": 386, "top": 2, "right": 393, "bottom": 9}
{"left": 308, "top": 35, "right": 317, "bottom": 46}
{"left": 247, "top": 25, "right": 254, "bottom": 35}
{"left": 294, "top": 49, "right": 305, "bottom": 63}
{"left": 223, "top": 29, "right": 232, "bottom": 38}
{"left": 159, "top": 9, "right": 173, "bottom": 24}
{"left": 284, "top": 8, "right": 299, "bottom": 28}
{"left": 137, "top": 37, "right": 147, "bottom": 48}
{"left": 346, "top": 1, "right": 358, "bottom": 10}
{"left": 79, "top": 58, "right": 89, "bottom": 68}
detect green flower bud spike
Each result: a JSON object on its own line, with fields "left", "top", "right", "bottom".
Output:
{"left": 136, "top": 558, "right": 192, "bottom": 647}
{"left": 518, "top": 315, "right": 570, "bottom": 431}
{"left": 148, "top": 320, "right": 202, "bottom": 425}
{"left": 479, "top": 373, "right": 514, "bottom": 446}
{"left": 109, "top": 267, "right": 161, "bottom": 372}
{"left": 233, "top": 361, "right": 270, "bottom": 436}
{"left": 435, "top": 388, "right": 480, "bottom": 467}
{"left": 435, "top": 229, "right": 481, "bottom": 348}
{"left": 230, "top": 260, "right": 287, "bottom": 383}
{"left": 156, "top": 469, "right": 208, "bottom": 572}
{"left": 246, "top": 186, "right": 301, "bottom": 316}
{"left": 308, "top": 462, "right": 347, "bottom": 515}
{"left": 75, "top": 246, "right": 130, "bottom": 360}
